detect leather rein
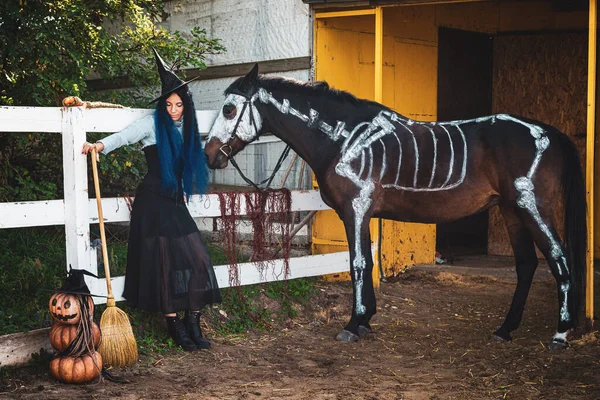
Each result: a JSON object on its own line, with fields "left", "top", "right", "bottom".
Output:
{"left": 218, "top": 94, "right": 291, "bottom": 192}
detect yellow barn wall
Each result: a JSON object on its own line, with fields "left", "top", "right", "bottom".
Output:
{"left": 313, "top": 11, "right": 438, "bottom": 279}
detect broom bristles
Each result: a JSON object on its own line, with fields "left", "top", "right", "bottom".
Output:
{"left": 99, "top": 305, "right": 138, "bottom": 367}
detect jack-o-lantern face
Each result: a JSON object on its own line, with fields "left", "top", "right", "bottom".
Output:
{"left": 49, "top": 293, "right": 93, "bottom": 325}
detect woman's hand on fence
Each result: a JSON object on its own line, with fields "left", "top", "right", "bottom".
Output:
{"left": 82, "top": 142, "right": 104, "bottom": 161}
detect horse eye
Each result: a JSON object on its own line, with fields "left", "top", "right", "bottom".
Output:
{"left": 223, "top": 104, "right": 237, "bottom": 120}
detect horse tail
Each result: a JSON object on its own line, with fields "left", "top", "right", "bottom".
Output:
{"left": 557, "top": 131, "right": 587, "bottom": 327}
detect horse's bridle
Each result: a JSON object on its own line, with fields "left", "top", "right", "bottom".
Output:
{"left": 218, "top": 94, "right": 259, "bottom": 159}
{"left": 217, "top": 91, "right": 291, "bottom": 191}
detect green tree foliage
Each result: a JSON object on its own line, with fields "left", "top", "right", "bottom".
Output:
{"left": 0, "top": 0, "right": 225, "bottom": 200}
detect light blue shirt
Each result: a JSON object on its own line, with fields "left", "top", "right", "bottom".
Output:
{"left": 99, "top": 114, "right": 184, "bottom": 154}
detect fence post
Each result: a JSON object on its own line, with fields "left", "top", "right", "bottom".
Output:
{"left": 61, "top": 107, "right": 94, "bottom": 275}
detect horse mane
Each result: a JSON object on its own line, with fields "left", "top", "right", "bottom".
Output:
{"left": 225, "top": 75, "right": 389, "bottom": 112}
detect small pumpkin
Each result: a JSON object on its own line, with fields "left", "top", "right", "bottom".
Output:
{"left": 49, "top": 351, "right": 102, "bottom": 384}
{"left": 49, "top": 293, "right": 94, "bottom": 325}
{"left": 50, "top": 322, "right": 101, "bottom": 352}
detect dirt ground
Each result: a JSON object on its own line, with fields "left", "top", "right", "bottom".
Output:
{"left": 2, "top": 255, "right": 600, "bottom": 400}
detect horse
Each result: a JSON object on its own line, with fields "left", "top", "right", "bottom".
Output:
{"left": 204, "top": 64, "right": 586, "bottom": 350}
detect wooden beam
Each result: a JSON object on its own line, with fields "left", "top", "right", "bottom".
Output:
{"left": 0, "top": 190, "right": 331, "bottom": 228}
{"left": 88, "top": 250, "right": 352, "bottom": 304}
{"left": 0, "top": 328, "right": 52, "bottom": 368}
{"left": 315, "top": 9, "right": 376, "bottom": 18}
{"left": 373, "top": 6, "right": 383, "bottom": 288}
{"left": 0, "top": 107, "right": 217, "bottom": 134}
{"left": 86, "top": 56, "right": 312, "bottom": 91}
{"left": 0, "top": 106, "right": 62, "bottom": 132}
{"left": 185, "top": 57, "right": 311, "bottom": 81}
{"left": 586, "top": 0, "right": 596, "bottom": 331}
{"left": 62, "top": 107, "right": 92, "bottom": 275}
{"left": 308, "top": 0, "right": 491, "bottom": 10}
{"left": 309, "top": 2, "right": 370, "bottom": 11}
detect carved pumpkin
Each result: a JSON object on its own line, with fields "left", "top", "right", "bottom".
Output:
{"left": 49, "top": 293, "right": 94, "bottom": 325}
{"left": 50, "top": 322, "right": 101, "bottom": 352}
{"left": 49, "top": 351, "right": 102, "bottom": 384}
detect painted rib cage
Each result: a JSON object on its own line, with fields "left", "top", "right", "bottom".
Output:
{"left": 338, "top": 110, "right": 468, "bottom": 192}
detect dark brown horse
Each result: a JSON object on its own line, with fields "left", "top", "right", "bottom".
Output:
{"left": 205, "top": 65, "right": 586, "bottom": 349}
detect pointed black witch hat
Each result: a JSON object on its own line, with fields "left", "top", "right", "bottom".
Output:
{"left": 148, "top": 48, "right": 200, "bottom": 104}
{"left": 41, "top": 266, "right": 106, "bottom": 297}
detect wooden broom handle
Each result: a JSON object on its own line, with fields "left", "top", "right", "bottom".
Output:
{"left": 91, "top": 148, "right": 114, "bottom": 300}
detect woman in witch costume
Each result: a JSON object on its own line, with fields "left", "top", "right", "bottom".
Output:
{"left": 82, "top": 49, "right": 221, "bottom": 351}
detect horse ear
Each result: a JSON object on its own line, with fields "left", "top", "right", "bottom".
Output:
{"left": 238, "top": 63, "right": 259, "bottom": 95}
{"left": 248, "top": 63, "right": 259, "bottom": 81}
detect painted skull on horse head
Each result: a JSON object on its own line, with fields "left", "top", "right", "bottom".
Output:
{"left": 205, "top": 64, "right": 586, "bottom": 350}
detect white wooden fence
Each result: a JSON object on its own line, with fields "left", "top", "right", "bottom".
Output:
{"left": 0, "top": 105, "right": 351, "bottom": 304}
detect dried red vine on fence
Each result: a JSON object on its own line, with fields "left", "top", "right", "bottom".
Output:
{"left": 216, "top": 191, "right": 242, "bottom": 288}
{"left": 217, "top": 189, "right": 292, "bottom": 286}
{"left": 244, "top": 189, "right": 292, "bottom": 279}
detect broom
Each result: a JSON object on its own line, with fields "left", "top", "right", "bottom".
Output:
{"left": 91, "top": 148, "right": 138, "bottom": 367}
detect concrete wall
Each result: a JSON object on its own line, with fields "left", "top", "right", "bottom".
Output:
{"left": 163, "top": 0, "right": 310, "bottom": 67}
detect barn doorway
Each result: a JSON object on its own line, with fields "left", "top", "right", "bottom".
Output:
{"left": 436, "top": 27, "right": 493, "bottom": 260}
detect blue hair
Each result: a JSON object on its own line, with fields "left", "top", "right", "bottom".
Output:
{"left": 154, "top": 90, "right": 209, "bottom": 199}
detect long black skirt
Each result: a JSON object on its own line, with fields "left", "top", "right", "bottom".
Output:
{"left": 123, "top": 175, "right": 222, "bottom": 314}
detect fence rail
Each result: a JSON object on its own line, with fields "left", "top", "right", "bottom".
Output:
{"left": 0, "top": 106, "right": 350, "bottom": 304}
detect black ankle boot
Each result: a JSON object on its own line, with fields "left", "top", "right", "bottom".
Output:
{"left": 183, "top": 311, "right": 211, "bottom": 349}
{"left": 165, "top": 315, "right": 198, "bottom": 351}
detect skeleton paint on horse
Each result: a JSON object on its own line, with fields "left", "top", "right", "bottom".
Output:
{"left": 205, "top": 65, "right": 586, "bottom": 350}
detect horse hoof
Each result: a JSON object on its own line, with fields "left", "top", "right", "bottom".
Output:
{"left": 490, "top": 334, "right": 510, "bottom": 343}
{"left": 548, "top": 339, "right": 569, "bottom": 350}
{"left": 492, "top": 328, "right": 512, "bottom": 342}
{"left": 358, "top": 325, "right": 372, "bottom": 337}
{"left": 336, "top": 330, "right": 359, "bottom": 342}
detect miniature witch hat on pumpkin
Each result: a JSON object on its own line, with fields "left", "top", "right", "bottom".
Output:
{"left": 46, "top": 266, "right": 103, "bottom": 326}
{"left": 42, "top": 266, "right": 105, "bottom": 297}
{"left": 46, "top": 266, "right": 103, "bottom": 296}
{"left": 148, "top": 48, "right": 200, "bottom": 104}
